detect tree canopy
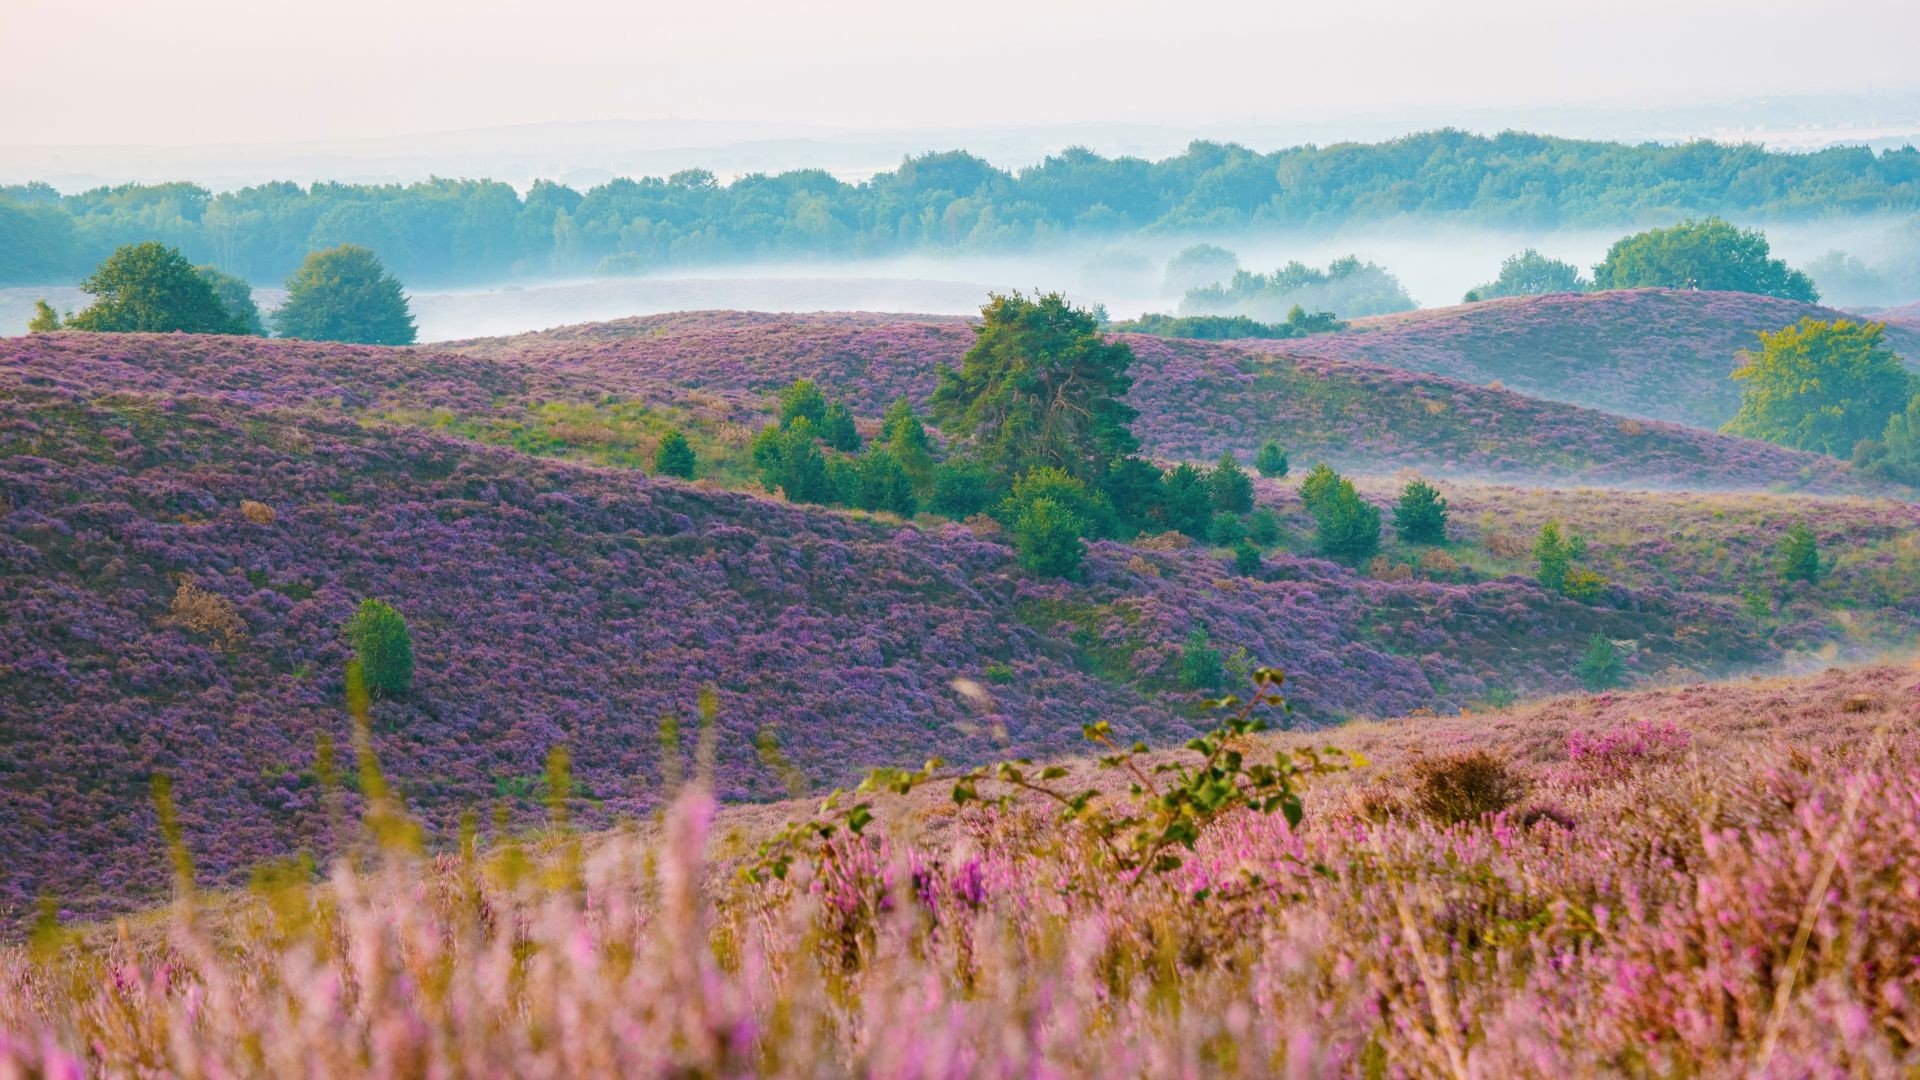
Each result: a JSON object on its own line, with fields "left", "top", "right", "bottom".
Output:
{"left": 1465, "top": 248, "right": 1589, "bottom": 301}
{"left": 64, "top": 242, "right": 248, "bottom": 335}
{"left": 930, "top": 292, "right": 1139, "bottom": 484}
{"left": 1722, "top": 318, "right": 1913, "bottom": 457}
{"left": 273, "top": 244, "right": 417, "bottom": 345}
{"left": 1592, "top": 218, "right": 1819, "bottom": 301}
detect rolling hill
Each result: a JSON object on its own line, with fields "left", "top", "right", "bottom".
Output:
{"left": 446, "top": 310, "right": 1889, "bottom": 493}
{"left": 1278, "top": 288, "right": 1920, "bottom": 430}
{"left": 9, "top": 326, "right": 1910, "bottom": 924}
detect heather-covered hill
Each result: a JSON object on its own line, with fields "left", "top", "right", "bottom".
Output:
{"left": 2, "top": 334, "right": 1798, "bottom": 924}
{"left": 447, "top": 310, "right": 1884, "bottom": 493}
{"left": 1279, "top": 288, "right": 1920, "bottom": 430}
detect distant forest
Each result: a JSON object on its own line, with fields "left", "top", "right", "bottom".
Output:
{"left": 5, "top": 130, "right": 1919, "bottom": 286}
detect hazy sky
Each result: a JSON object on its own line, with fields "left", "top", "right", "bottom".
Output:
{"left": 4, "top": 0, "right": 1918, "bottom": 147}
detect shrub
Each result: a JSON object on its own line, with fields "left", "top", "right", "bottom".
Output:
{"left": 165, "top": 580, "right": 246, "bottom": 651}
{"left": 345, "top": 599, "right": 414, "bottom": 698}
{"left": 1207, "top": 511, "right": 1245, "bottom": 547}
{"left": 1575, "top": 634, "right": 1624, "bottom": 690}
{"left": 1780, "top": 522, "right": 1822, "bottom": 584}
{"left": 239, "top": 500, "right": 277, "bottom": 525}
{"left": 1154, "top": 463, "right": 1214, "bottom": 538}
{"left": 1008, "top": 496, "right": 1085, "bottom": 578}
{"left": 1178, "top": 628, "right": 1225, "bottom": 690}
{"left": 1246, "top": 507, "right": 1281, "bottom": 547}
{"left": 1391, "top": 478, "right": 1449, "bottom": 544}
{"left": 1254, "top": 440, "right": 1290, "bottom": 479}
{"left": 1232, "top": 540, "right": 1262, "bottom": 577}
{"left": 1207, "top": 452, "right": 1254, "bottom": 514}
{"left": 1565, "top": 719, "right": 1690, "bottom": 785}
{"left": 1310, "top": 474, "right": 1380, "bottom": 563}
{"left": 852, "top": 446, "right": 917, "bottom": 516}
{"left": 1410, "top": 750, "right": 1525, "bottom": 825}
{"left": 653, "top": 430, "right": 697, "bottom": 479}
{"left": 930, "top": 457, "right": 1002, "bottom": 518}
{"left": 1532, "top": 521, "right": 1596, "bottom": 597}
{"left": 1001, "top": 467, "right": 1113, "bottom": 538}
{"left": 753, "top": 417, "right": 833, "bottom": 504}
{"left": 27, "top": 299, "right": 61, "bottom": 332}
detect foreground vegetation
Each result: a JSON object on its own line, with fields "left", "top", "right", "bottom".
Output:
{"left": 4, "top": 664, "right": 1916, "bottom": 1075}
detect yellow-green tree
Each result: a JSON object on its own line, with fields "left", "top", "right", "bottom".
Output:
{"left": 1723, "top": 318, "right": 1912, "bottom": 457}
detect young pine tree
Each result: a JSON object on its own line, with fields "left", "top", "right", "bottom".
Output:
{"left": 1575, "top": 634, "right": 1624, "bottom": 691}
{"left": 1009, "top": 497, "right": 1085, "bottom": 578}
{"left": 1208, "top": 452, "right": 1255, "bottom": 514}
{"left": 1780, "top": 522, "right": 1822, "bottom": 584}
{"left": 653, "top": 430, "right": 697, "bottom": 479}
{"left": 345, "top": 599, "right": 414, "bottom": 698}
{"left": 1392, "top": 478, "right": 1449, "bottom": 544}
{"left": 1254, "top": 440, "right": 1290, "bottom": 479}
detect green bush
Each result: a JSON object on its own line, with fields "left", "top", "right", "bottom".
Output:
{"left": 777, "top": 379, "right": 827, "bottom": 429}
{"left": 1232, "top": 541, "right": 1263, "bottom": 577}
{"left": 753, "top": 417, "right": 833, "bottom": 504}
{"left": 930, "top": 457, "right": 1002, "bottom": 518}
{"left": 1575, "top": 634, "right": 1624, "bottom": 690}
{"left": 345, "top": 599, "right": 414, "bottom": 698}
{"left": 853, "top": 446, "right": 918, "bottom": 516}
{"left": 1009, "top": 496, "right": 1085, "bottom": 578}
{"left": 820, "top": 402, "right": 861, "bottom": 452}
{"left": 1299, "top": 463, "right": 1341, "bottom": 517}
{"left": 1780, "top": 523, "right": 1822, "bottom": 584}
{"left": 653, "top": 430, "right": 696, "bottom": 479}
{"left": 1156, "top": 463, "right": 1214, "bottom": 538}
{"left": 1246, "top": 507, "right": 1282, "bottom": 547}
{"left": 1207, "top": 511, "right": 1245, "bottom": 547}
{"left": 1179, "top": 628, "right": 1225, "bottom": 690}
{"left": 1254, "top": 440, "right": 1290, "bottom": 479}
{"left": 1392, "top": 478, "right": 1449, "bottom": 544}
{"left": 1313, "top": 486, "right": 1381, "bottom": 563}
{"left": 1208, "top": 452, "right": 1254, "bottom": 514}
{"left": 1002, "top": 467, "right": 1114, "bottom": 538}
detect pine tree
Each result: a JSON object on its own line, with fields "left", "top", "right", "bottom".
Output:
{"left": 1254, "top": 440, "right": 1289, "bottom": 478}
{"left": 1392, "top": 478, "right": 1449, "bottom": 544}
{"left": 345, "top": 599, "right": 414, "bottom": 698}
{"left": 654, "top": 430, "right": 697, "bottom": 478}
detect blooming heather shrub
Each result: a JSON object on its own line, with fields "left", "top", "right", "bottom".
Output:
{"left": 344, "top": 599, "right": 413, "bottom": 698}
{"left": 1409, "top": 749, "right": 1525, "bottom": 824}
{"left": 1564, "top": 719, "right": 1691, "bottom": 785}
{"left": 164, "top": 580, "right": 246, "bottom": 651}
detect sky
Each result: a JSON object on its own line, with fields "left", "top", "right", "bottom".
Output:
{"left": 3, "top": 0, "right": 1919, "bottom": 149}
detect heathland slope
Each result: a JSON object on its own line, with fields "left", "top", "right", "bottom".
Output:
{"left": 446, "top": 310, "right": 1884, "bottom": 492}
{"left": 1280, "top": 288, "right": 1920, "bottom": 430}
{"left": 3, "top": 330, "right": 1812, "bottom": 923}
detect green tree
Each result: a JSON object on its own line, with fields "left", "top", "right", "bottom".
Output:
{"left": 66, "top": 242, "right": 246, "bottom": 335}
{"left": 778, "top": 379, "right": 828, "bottom": 429}
{"left": 1155, "top": 463, "right": 1214, "bottom": 538}
{"left": 273, "top": 244, "right": 416, "bottom": 344}
{"left": 1254, "top": 440, "right": 1289, "bottom": 479}
{"left": 26, "top": 299, "right": 60, "bottom": 332}
{"left": 1466, "top": 248, "right": 1589, "bottom": 300}
{"left": 1208, "top": 511, "right": 1245, "bottom": 547}
{"left": 1532, "top": 521, "right": 1590, "bottom": 595}
{"left": 1860, "top": 394, "right": 1920, "bottom": 484}
{"left": 1246, "top": 507, "right": 1282, "bottom": 547}
{"left": 1000, "top": 467, "right": 1114, "bottom": 538}
{"left": 1780, "top": 522, "right": 1822, "bottom": 584}
{"left": 753, "top": 416, "right": 834, "bottom": 504}
{"left": 1298, "top": 462, "right": 1342, "bottom": 517}
{"left": 194, "top": 264, "right": 265, "bottom": 335}
{"left": 1161, "top": 243, "right": 1239, "bottom": 295}
{"left": 880, "top": 397, "right": 937, "bottom": 490}
{"left": 820, "top": 401, "right": 861, "bottom": 452}
{"left": 1392, "top": 478, "right": 1449, "bottom": 544}
{"left": 1178, "top": 628, "right": 1225, "bottom": 690}
{"left": 344, "top": 599, "right": 414, "bottom": 698}
{"left": 852, "top": 446, "right": 918, "bottom": 516}
{"left": 1232, "top": 540, "right": 1263, "bottom": 577}
{"left": 930, "top": 291, "right": 1139, "bottom": 484}
{"left": 1009, "top": 497, "right": 1085, "bottom": 578}
{"left": 1312, "top": 482, "right": 1381, "bottom": 563}
{"left": 1208, "top": 452, "right": 1254, "bottom": 514}
{"left": 1098, "top": 455, "right": 1166, "bottom": 535}
{"left": 1575, "top": 634, "right": 1623, "bottom": 691}
{"left": 930, "top": 456, "right": 1002, "bottom": 519}
{"left": 1722, "top": 318, "right": 1912, "bottom": 457}
{"left": 1592, "top": 218, "right": 1818, "bottom": 301}
{"left": 653, "top": 430, "right": 696, "bottom": 479}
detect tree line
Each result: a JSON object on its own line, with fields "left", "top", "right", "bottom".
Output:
{"left": 5, "top": 130, "right": 1919, "bottom": 285}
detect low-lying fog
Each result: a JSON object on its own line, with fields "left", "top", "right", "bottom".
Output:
{"left": 5, "top": 216, "right": 1916, "bottom": 342}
